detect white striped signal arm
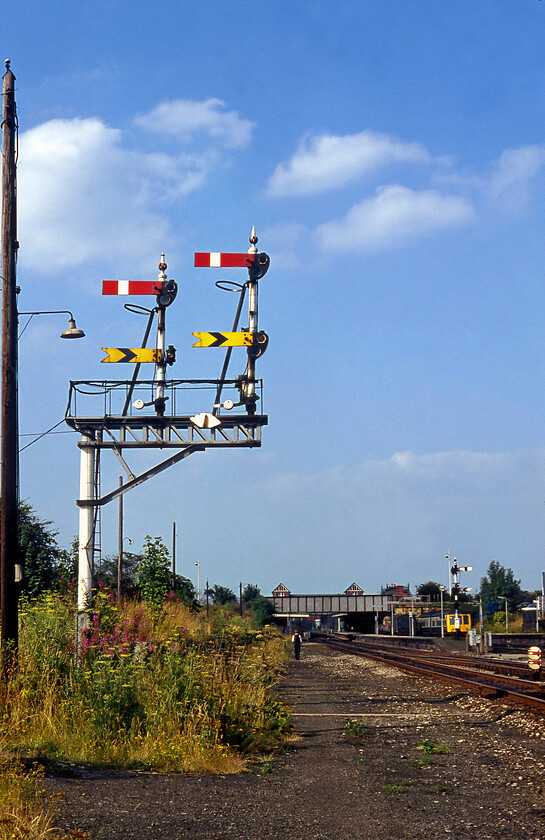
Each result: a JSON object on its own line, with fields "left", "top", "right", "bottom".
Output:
{"left": 194, "top": 253, "right": 254, "bottom": 268}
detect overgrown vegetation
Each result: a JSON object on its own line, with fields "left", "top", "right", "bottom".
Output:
{"left": 0, "top": 760, "right": 61, "bottom": 840}
{"left": 1, "top": 592, "right": 290, "bottom": 776}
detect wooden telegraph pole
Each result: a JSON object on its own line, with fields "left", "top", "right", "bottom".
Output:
{"left": 1, "top": 60, "right": 19, "bottom": 668}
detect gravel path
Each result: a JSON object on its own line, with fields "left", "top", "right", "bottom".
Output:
{"left": 44, "top": 643, "right": 545, "bottom": 840}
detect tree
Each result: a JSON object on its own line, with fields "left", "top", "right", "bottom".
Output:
{"left": 98, "top": 551, "right": 142, "bottom": 595}
{"left": 416, "top": 581, "right": 443, "bottom": 600}
{"left": 172, "top": 573, "right": 196, "bottom": 604}
{"left": 242, "top": 583, "right": 261, "bottom": 602}
{"left": 205, "top": 584, "right": 237, "bottom": 606}
{"left": 242, "top": 583, "right": 275, "bottom": 627}
{"left": 248, "top": 595, "right": 275, "bottom": 627}
{"left": 17, "top": 502, "right": 67, "bottom": 596}
{"left": 137, "top": 536, "right": 172, "bottom": 607}
{"left": 479, "top": 561, "right": 523, "bottom": 613}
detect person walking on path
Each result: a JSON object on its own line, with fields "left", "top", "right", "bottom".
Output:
{"left": 292, "top": 630, "right": 302, "bottom": 660}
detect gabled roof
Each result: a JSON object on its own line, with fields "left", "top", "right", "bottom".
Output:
{"left": 272, "top": 582, "right": 291, "bottom": 596}
{"left": 344, "top": 583, "right": 364, "bottom": 595}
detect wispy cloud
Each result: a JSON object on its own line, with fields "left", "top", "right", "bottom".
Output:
{"left": 17, "top": 100, "right": 254, "bottom": 272}
{"left": 134, "top": 98, "right": 256, "bottom": 148}
{"left": 315, "top": 184, "right": 477, "bottom": 252}
{"left": 250, "top": 448, "right": 545, "bottom": 592}
{"left": 266, "top": 130, "right": 431, "bottom": 198}
{"left": 487, "top": 145, "right": 545, "bottom": 212}
{"left": 433, "top": 144, "right": 545, "bottom": 214}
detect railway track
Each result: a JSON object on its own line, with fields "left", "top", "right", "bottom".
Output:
{"left": 315, "top": 635, "right": 545, "bottom": 715}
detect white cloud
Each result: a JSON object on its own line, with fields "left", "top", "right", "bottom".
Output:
{"left": 434, "top": 144, "right": 545, "bottom": 213}
{"left": 487, "top": 145, "right": 545, "bottom": 211}
{"left": 134, "top": 98, "right": 255, "bottom": 148}
{"left": 17, "top": 111, "right": 243, "bottom": 272}
{"left": 266, "top": 130, "right": 431, "bottom": 198}
{"left": 315, "top": 184, "right": 477, "bottom": 252}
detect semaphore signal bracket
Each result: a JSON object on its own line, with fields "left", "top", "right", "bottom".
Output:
{"left": 68, "top": 230, "right": 270, "bottom": 615}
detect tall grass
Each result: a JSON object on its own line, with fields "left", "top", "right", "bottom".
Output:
{"left": 1, "top": 592, "right": 290, "bottom": 775}
{"left": 0, "top": 760, "right": 61, "bottom": 840}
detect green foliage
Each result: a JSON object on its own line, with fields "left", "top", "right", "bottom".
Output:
{"left": 409, "top": 756, "right": 434, "bottom": 768}
{"left": 382, "top": 780, "right": 409, "bottom": 793}
{"left": 479, "top": 560, "right": 523, "bottom": 613}
{"left": 137, "top": 536, "right": 172, "bottom": 608}
{"left": 248, "top": 595, "right": 276, "bottom": 627}
{"left": 18, "top": 502, "right": 66, "bottom": 597}
{"left": 206, "top": 584, "right": 237, "bottom": 605}
{"left": 242, "top": 583, "right": 261, "bottom": 602}
{"left": 344, "top": 719, "right": 368, "bottom": 739}
{"left": 172, "top": 573, "right": 196, "bottom": 604}
{"left": 98, "top": 551, "right": 143, "bottom": 595}
{"left": 431, "top": 783, "right": 453, "bottom": 794}
{"left": 242, "top": 584, "right": 276, "bottom": 627}
{"left": 4, "top": 594, "right": 291, "bottom": 772}
{"left": 416, "top": 740, "right": 451, "bottom": 755}
{"left": 0, "top": 760, "right": 57, "bottom": 838}
{"left": 416, "top": 581, "right": 443, "bottom": 599}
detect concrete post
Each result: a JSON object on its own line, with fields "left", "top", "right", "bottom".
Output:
{"left": 78, "top": 434, "right": 96, "bottom": 616}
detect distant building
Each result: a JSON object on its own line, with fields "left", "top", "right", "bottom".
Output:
{"left": 380, "top": 583, "right": 412, "bottom": 600}
{"left": 270, "top": 582, "right": 387, "bottom": 633}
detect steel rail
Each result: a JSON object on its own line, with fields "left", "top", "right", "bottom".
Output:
{"left": 388, "top": 649, "right": 533, "bottom": 679}
{"left": 316, "top": 637, "right": 545, "bottom": 714}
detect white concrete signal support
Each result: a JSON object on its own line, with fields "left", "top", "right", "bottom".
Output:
{"left": 78, "top": 434, "right": 96, "bottom": 614}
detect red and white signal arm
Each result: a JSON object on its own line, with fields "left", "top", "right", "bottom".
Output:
{"left": 528, "top": 646, "right": 542, "bottom": 670}
{"left": 194, "top": 252, "right": 255, "bottom": 268}
{"left": 102, "top": 280, "right": 163, "bottom": 295}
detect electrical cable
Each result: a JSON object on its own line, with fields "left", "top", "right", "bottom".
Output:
{"left": 18, "top": 418, "right": 66, "bottom": 452}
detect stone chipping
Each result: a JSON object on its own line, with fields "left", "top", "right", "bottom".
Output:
{"left": 43, "top": 642, "right": 545, "bottom": 840}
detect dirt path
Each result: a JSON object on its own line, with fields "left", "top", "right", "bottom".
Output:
{"left": 43, "top": 643, "right": 545, "bottom": 840}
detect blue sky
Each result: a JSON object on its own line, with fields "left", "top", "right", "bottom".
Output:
{"left": 5, "top": 0, "right": 545, "bottom": 596}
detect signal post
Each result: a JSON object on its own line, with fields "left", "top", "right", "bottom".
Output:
{"left": 68, "top": 231, "right": 270, "bottom": 618}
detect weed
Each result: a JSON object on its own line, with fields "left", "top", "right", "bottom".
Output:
{"left": 382, "top": 780, "right": 410, "bottom": 793}
{"left": 431, "top": 783, "right": 453, "bottom": 794}
{"left": 344, "top": 719, "right": 368, "bottom": 740}
{"left": 409, "top": 756, "right": 434, "bottom": 768}
{"left": 259, "top": 760, "right": 279, "bottom": 774}
{"left": 416, "top": 740, "right": 451, "bottom": 755}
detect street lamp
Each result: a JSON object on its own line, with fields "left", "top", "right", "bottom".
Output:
{"left": 18, "top": 310, "right": 85, "bottom": 340}
{"left": 195, "top": 559, "right": 201, "bottom": 603}
{"left": 445, "top": 552, "right": 452, "bottom": 595}
{"left": 9, "top": 307, "right": 85, "bottom": 653}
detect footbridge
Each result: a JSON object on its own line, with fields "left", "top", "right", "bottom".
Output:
{"left": 271, "top": 583, "right": 392, "bottom": 633}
